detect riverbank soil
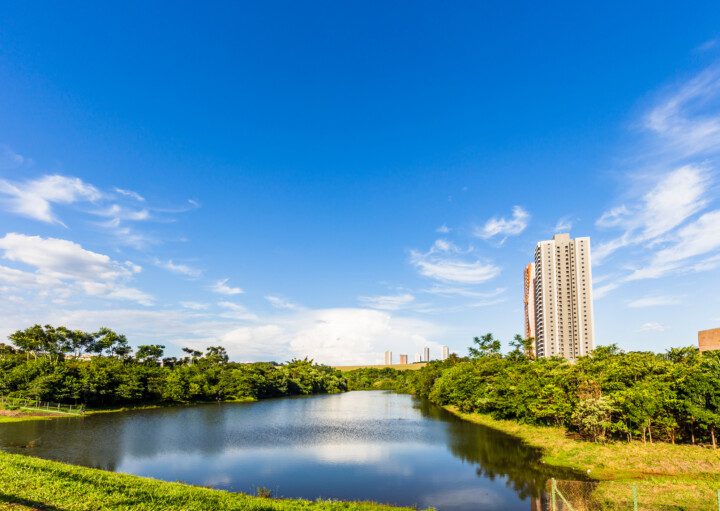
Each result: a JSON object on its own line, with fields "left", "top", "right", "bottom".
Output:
{"left": 0, "top": 451, "right": 421, "bottom": 511}
{"left": 447, "top": 406, "right": 720, "bottom": 510}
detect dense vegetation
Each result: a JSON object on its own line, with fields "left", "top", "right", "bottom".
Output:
{"left": 0, "top": 325, "right": 346, "bottom": 407}
{"left": 0, "top": 450, "right": 417, "bottom": 511}
{"left": 347, "top": 334, "right": 720, "bottom": 447}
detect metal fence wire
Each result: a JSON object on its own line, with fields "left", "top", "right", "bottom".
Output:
{"left": 547, "top": 479, "right": 720, "bottom": 511}
{"left": 0, "top": 396, "right": 84, "bottom": 415}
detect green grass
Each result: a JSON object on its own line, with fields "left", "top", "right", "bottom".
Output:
{"left": 445, "top": 406, "right": 720, "bottom": 510}
{"left": 0, "top": 451, "right": 422, "bottom": 511}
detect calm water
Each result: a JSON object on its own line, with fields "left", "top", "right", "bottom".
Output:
{"left": 0, "top": 391, "right": 583, "bottom": 510}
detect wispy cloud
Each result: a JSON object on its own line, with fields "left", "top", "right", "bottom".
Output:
{"left": 217, "top": 301, "right": 258, "bottom": 321}
{"left": 627, "top": 295, "right": 681, "bottom": 308}
{"left": 211, "top": 278, "right": 243, "bottom": 295}
{"left": 0, "top": 146, "right": 27, "bottom": 169}
{"left": 154, "top": 258, "right": 203, "bottom": 278}
{"left": 475, "top": 206, "right": 529, "bottom": 241}
{"left": 0, "top": 175, "right": 101, "bottom": 226}
{"left": 554, "top": 215, "right": 574, "bottom": 233}
{"left": 645, "top": 65, "right": 720, "bottom": 156}
{"left": 410, "top": 240, "right": 500, "bottom": 284}
{"left": 359, "top": 293, "right": 415, "bottom": 311}
{"left": 265, "top": 295, "right": 299, "bottom": 310}
{"left": 595, "top": 165, "right": 710, "bottom": 263}
{"left": 114, "top": 187, "right": 145, "bottom": 202}
{"left": 639, "top": 322, "right": 670, "bottom": 332}
{"left": 626, "top": 209, "right": 720, "bottom": 281}
{"left": 180, "top": 301, "right": 209, "bottom": 310}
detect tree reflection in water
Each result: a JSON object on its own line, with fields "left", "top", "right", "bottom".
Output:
{"left": 413, "top": 398, "right": 588, "bottom": 501}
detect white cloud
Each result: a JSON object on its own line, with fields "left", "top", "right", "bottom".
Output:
{"left": 94, "top": 204, "right": 151, "bottom": 222}
{"left": 410, "top": 242, "right": 500, "bottom": 284}
{"left": 217, "top": 301, "right": 258, "bottom": 321}
{"left": 423, "top": 286, "right": 505, "bottom": 299}
{"left": 0, "top": 175, "right": 101, "bottom": 225}
{"left": 594, "top": 283, "right": 619, "bottom": 299}
{"left": 358, "top": 293, "right": 415, "bottom": 311}
{"left": 154, "top": 258, "right": 203, "bottom": 278}
{"left": 265, "top": 295, "right": 299, "bottom": 310}
{"left": 211, "top": 278, "right": 243, "bottom": 295}
{"left": 0, "top": 146, "right": 26, "bottom": 169}
{"left": 645, "top": 65, "right": 720, "bottom": 156}
{"left": 554, "top": 216, "right": 574, "bottom": 233}
{"left": 639, "top": 322, "right": 669, "bottom": 332}
{"left": 114, "top": 187, "right": 145, "bottom": 202}
{"left": 475, "top": 206, "right": 529, "bottom": 240}
{"left": 0, "top": 233, "right": 151, "bottom": 305}
{"left": 627, "top": 209, "right": 720, "bottom": 281}
{"left": 183, "top": 307, "right": 443, "bottom": 365}
{"left": 180, "top": 301, "right": 209, "bottom": 310}
{"left": 627, "top": 296, "right": 681, "bottom": 308}
{"left": 436, "top": 224, "right": 450, "bottom": 233}
{"left": 595, "top": 165, "right": 710, "bottom": 263}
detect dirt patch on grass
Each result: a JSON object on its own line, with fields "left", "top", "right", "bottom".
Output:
{"left": 0, "top": 409, "right": 58, "bottom": 418}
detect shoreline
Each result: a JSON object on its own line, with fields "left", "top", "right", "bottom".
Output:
{"left": 443, "top": 405, "right": 720, "bottom": 510}
{"left": 0, "top": 450, "right": 418, "bottom": 511}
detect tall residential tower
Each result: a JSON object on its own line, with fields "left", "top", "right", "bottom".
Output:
{"left": 532, "top": 233, "right": 594, "bottom": 360}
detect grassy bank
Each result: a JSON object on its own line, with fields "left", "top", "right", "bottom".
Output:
{"left": 446, "top": 406, "right": 720, "bottom": 510}
{"left": 0, "top": 451, "right": 420, "bottom": 511}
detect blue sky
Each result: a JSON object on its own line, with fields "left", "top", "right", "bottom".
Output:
{"left": 1, "top": 2, "right": 720, "bottom": 363}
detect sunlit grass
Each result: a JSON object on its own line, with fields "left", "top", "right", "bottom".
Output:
{"left": 0, "top": 451, "right": 421, "bottom": 511}
{"left": 446, "top": 406, "right": 720, "bottom": 510}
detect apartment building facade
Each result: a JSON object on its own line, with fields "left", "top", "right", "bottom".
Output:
{"left": 532, "top": 233, "right": 594, "bottom": 360}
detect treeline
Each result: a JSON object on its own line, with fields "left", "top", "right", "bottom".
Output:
{"left": 347, "top": 334, "right": 720, "bottom": 447}
{"left": 0, "top": 325, "right": 346, "bottom": 407}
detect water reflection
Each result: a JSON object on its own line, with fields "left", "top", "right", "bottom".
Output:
{"left": 0, "top": 391, "right": 584, "bottom": 511}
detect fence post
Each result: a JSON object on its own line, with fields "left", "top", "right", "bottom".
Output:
{"left": 551, "top": 478, "right": 557, "bottom": 511}
{"left": 633, "top": 484, "right": 637, "bottom": 511}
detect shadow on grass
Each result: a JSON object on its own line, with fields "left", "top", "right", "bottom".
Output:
{"left": 0, "top": 491, "right": 67, "bottom": 511}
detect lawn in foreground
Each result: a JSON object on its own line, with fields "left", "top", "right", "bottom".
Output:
{"left": 0, "top": 451, "right": 421, "bottom": 511}
{"left": 446, "top": 406, "right": 720, "bottom": 510}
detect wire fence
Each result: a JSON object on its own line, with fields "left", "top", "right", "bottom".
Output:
{"left": 0, "top": 396, "right": 84, "bottom": 415}
{"left": 547, "top": 479, "right": 720, "bottom": 511}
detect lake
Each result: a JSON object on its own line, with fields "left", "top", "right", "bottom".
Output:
{"left": 0, "top": 391, "right": 584, "bottom": 510}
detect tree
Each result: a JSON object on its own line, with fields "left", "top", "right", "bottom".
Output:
{"left": 93, "top": 328, "right": 132, "bottom": 357}
{"left": 468, "top": 333, "right": 501, "bottom": 359}
{"left": 508, "top": 334, "right": 535, "bottom": 361}
{"left": 135, "top": 345, "right": 165, "bottom": 365}
{"left": 181, "top": 347, "right": 203, "bottom": 364}
{"left": 205, "top": 346, "right": 229, "bottom": 364}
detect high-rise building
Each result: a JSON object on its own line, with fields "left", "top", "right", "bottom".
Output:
{"left": 413, "top": 353, "right": 421, "bottom": 363}
{"left": 423, "top": 346, "right": 430, "bottom": 362}
{"left": 441, "top": 345, "right": 449, "bottom": 360}
{"left": 523, "top": 263, "right": 536, "bottom": 340}
{"left": 399, "top": 354, "right": 409, "bottom": 364}
{"left": 384, "top": 350, "right": 392, "bottom": 365}
{"left": 532, "top": 233, "right": 594, "bottom": 360}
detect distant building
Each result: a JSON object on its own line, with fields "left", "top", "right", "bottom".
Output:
{"left": 384, "top": 350, "right": 392, "bottom": 365}
{"left": 414, "top": 353, "right": 421, "bottom": 363}
{"left": 399, "top": 354, "right": 408, "bottom": 364}
{"left": 532, "top": 233, "right": 595, "bottom": 360}
{"left": 524, "top": 262, "right": 536, "bottom": 340}
{"left": 441, "top": 345, "right": 449, "bottom": 360}
{"left": 699, "top": 328, "right": 720, "bottom": 352}
{"left": 423, "top": 346, "right": 430, "bottom": 362}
